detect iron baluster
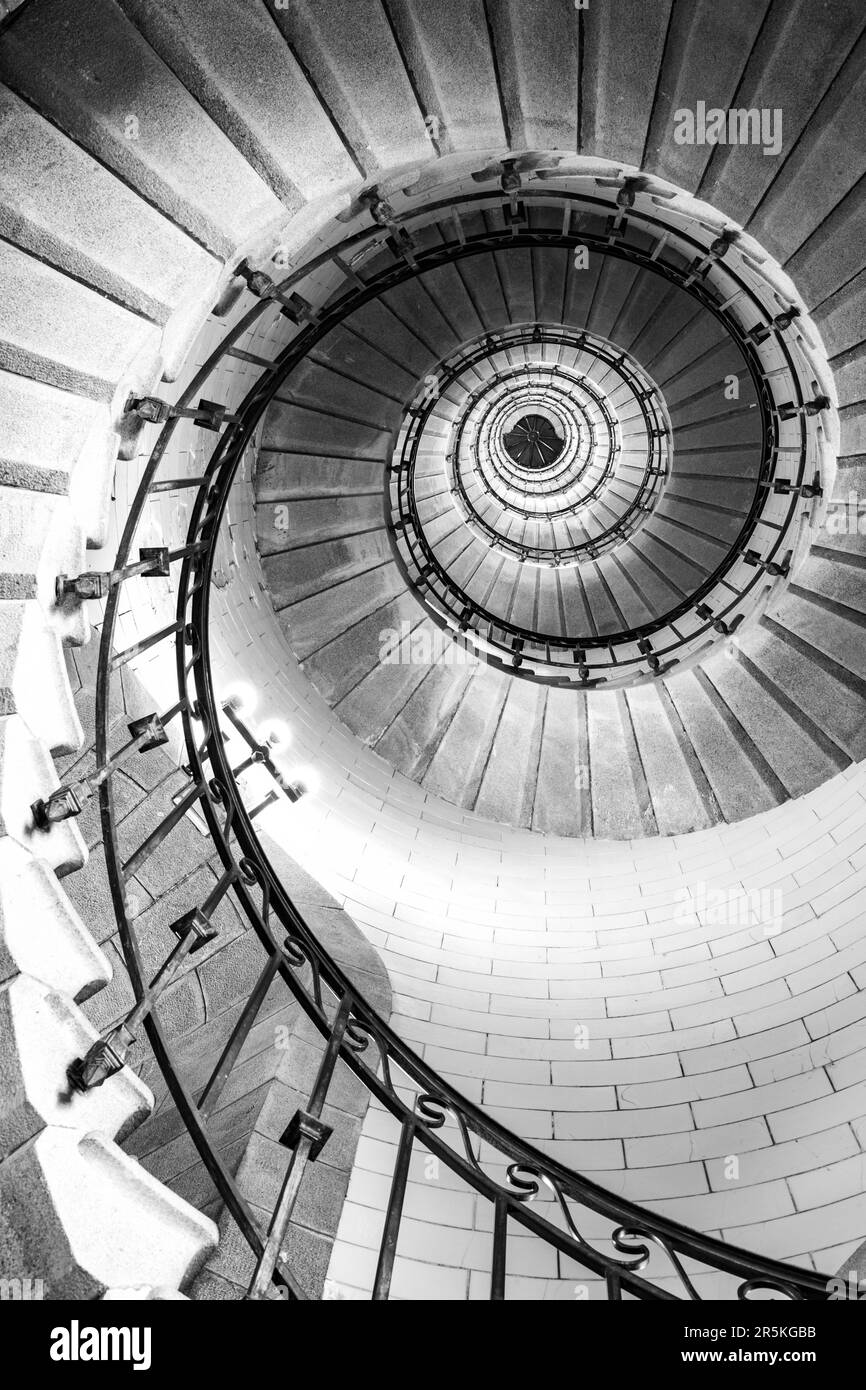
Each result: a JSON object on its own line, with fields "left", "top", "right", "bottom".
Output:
{"left": 246, "top": 789, "right": 279, "bottom": 821}
{"left": 372, "top": 1121, "right": 416, "bottom": 1301}
{"left": 110, "top": 619, "right": 188, "bottom": 671}
{"left": 198, "top": 953, "right": 282, "bottom": 1119}
{"left": 67, "top": 867, "right": 240, "bottom": 1091}
{"left": 126, "top": 394, "right": 243, "bottom": 432}
{"left": 55, "top": 546, "right": 171, "bottom": 604}
{"left": 149, "top": 475, "right": 211, "bottom": 493}
{"left": 246, "top": 994, "right": 353, "bottom": 1300}
{"left": 490, "top": 1197, "right": 508, "bottom": 1301}
{"left": 121, "top": 778, "right": 207, "bottom": 879}
{"left": 31, "top": 709, "right": 174, "bottom": 828}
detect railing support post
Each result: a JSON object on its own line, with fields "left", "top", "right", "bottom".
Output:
{"left": 246, "top": 995, "right": 353, "bottom": 1300}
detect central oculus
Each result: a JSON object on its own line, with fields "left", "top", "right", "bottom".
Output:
{"left": 502, "top": 414, "right": 565, "bottom": 469}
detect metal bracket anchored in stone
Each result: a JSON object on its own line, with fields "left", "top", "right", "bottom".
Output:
{"left": 741, "top": 547, "right": 792, "bottom": 578}
{"left": 695, "top": 604, "right": 745, "bottom": 637}
{"left": 55, "top": 547, "right": 170, "bottom": 605}
{"left": 31, "top": 712, "right": 169, "bottom": 828}
{"left": 232, "top": 259, "right": 321, "bottom": 326}
{"left": 126, "top": 394, "right": 242, "bottom": 432}
{"left": 773, "top": 471, "right": 823, "bottom": 498}
{"left": 66, "top": 863, "right": 243, "bottom": 1092}
{"left": 778, "top": 395, "right": 831, "bottom": 419}
{"left": 746, "top": 307, "right": 802, "bottom": 344}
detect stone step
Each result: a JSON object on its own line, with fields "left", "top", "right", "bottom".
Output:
{"left": 257, "top": 495, "right": 385, "bottom": 557}
{"left": 586, "top": 690, "right": 650, "bottom": 838}
{"left": 0, "top": 602, "right": 83, "bottom": 754}
{"left": 0, "top": 0, "right": 286, "bottom": 258}
{"left": 381, "top": 277, "right": 464, "bottom": 362}
{"left": 624, "top": 683, "right": 717, "bottom": 835}
{"left": 262, "top": 532, "right": 393, "bottom": 609}
{"left": 0, "top": 240, "right": 161, "bottom": 405}
{"left": 553, "top": 567, "right": 594, "bottom": 636}
{"left": 0, "top": 1127, "right": 217, "bottom": 1297}
{"left": 773, "top": 591, "right": 866, "bottom": 686}
{"left": 473, "top": 676, "right": 545, "bottom": 827}
{"left": 0, "top": 84, "right": 221, "bottom": 380}
{"left": 334, "top": 615, "right": 447, "bottom": 747}
{"left": 417, "top": 261, "right": 488, "bottom": 343}
{"left": 641, "top": 0, "right": 767, "bottom": 195}
{"left": 641, "top": 513, "right": 728, "bottom": 580}
{"left": 282, "top": 354, "right": 405, "bottom": 427}
{"left": 374, "top": 657, "right": 476, "bottom": 782}
{"left": 627, "top": 531, "right": 708, "bottom": 599}
{"left": 574, "top": 563, "right": 626, "bottom": 637}
{"left": 0, "top": 371, "right": 117, "bottom": 550}
{"left": 280, "top": 561, "right": 407, "bottom": 662}
{"left": 303, "top": 589, "right": 425, "bottom": 707}
{"left": 382, "top": 0, "right": 507, "bottom": 154}
{"left": 256, "top": 450, "right": 385, "bottom": 503}
{"left": 117, "top": 0, "right": 361, "bottom": 208}
{"left": 785, "top": 179, "right": 866, "bottom": 313}
{"left": 739, "top": 619, "right": 866, "bottom": 763}
{"left": 308, "top": 330, "right": 419, "bottom": 402}
{"left": 507, "top": 566, "right": 541, "bottom": 631}
{"left": 0, "top": 837, "right": 110, "bottom": 1003}
{"left": 699, "top": 648, "right": 843, "bottom": 801}
{"left": 263, "top": 397, "right": 392, "bottom": 461}
{"left": 531, "top": 686, "right": 591, "bottom": 836}
{"left": 609, "top": 270, "right": 676, "bottom": 357}
{"left": 487, "top": 0, "right": 579, "bottom": 150}
{"left": 342, "top": 298, "right": 438, "bottom": 381}
{"left": 448, "top": 242, "right": 515, "bottom": 332}
{"left": 270, "top": 0, "right": 433, "bottom": 171}
{"left": 662, "top": 340, "right": 760, "bottom": 411}
{"left": 0, "top": 972, "right": 152, "bottom": 1158}
{"left": 745, "top": 23, "right": 866, "bottom": 267}
{"left": 422, "top": 663, "right": 511, "bottom": 809}
{"left": 0, "top": 716, "right": 86, "bottom": 877}
{"left": 662, "top": 668, "right": 783, "bottom": 824}
{"left": 789, "top": 561, "right": 866, "bottom": 624}
{"left": 0, "top": 487, "right": 92, "bottom": 648}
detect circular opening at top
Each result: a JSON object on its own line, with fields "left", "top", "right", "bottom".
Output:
{"left": 501, "top": 413, "right": 565, "bottom": 469}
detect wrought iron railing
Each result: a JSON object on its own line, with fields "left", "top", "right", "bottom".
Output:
{"left": 389, "top": 324, "right": 671, "bottom": 576}
{"left": 37, "top": 181, "right": 834, "bottom": 1299}
{"left": 379, "top": 223, "right": 823, "bottom": 685}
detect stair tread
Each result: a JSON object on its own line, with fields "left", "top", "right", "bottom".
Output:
{"left": 0, "top": 0, "right": 285, "bottom": 255}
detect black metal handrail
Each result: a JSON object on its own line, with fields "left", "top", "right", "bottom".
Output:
{"left": 383, "top": 265, "right": 809, "bottom": 683}
{"left": 461, "top": 364, "right": 623, "bottom": 508}
{"left": 50, "top": 182, "right": 831, "bottom": 1300}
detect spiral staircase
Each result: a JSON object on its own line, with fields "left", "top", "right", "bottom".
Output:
{"left": 0, "top": 0, "right": 865, "bottom": 1301}
{"left": 257, "top": 223, "right": 853, "bottom": 837}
